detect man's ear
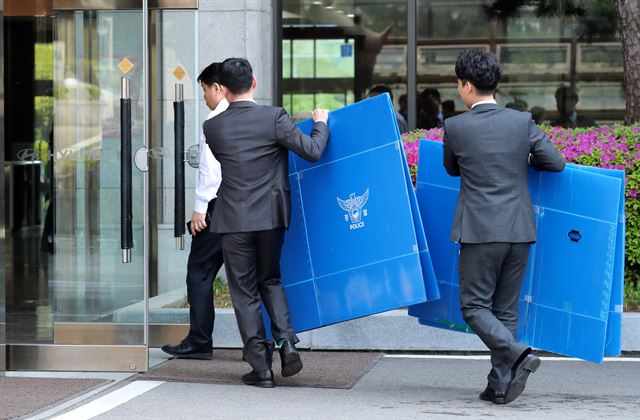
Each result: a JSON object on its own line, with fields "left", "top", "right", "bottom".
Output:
{"left": 464, "top": 81, "right": 475, "bottom": 95}
{"left": 214, "top": 83, "right": 225, "bottom": 96}
{"left": 251, "top": 75, "right": 257, "bottom": 90}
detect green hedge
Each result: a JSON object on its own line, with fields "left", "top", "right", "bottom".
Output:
{"left": 403, "top": 124, "right": 640, "bottom": 309}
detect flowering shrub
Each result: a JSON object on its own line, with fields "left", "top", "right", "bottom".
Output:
{"left": 402, "top": 124, "right": 640, "bottom": 308}
{"left": 402, "top": 128, "right": 444, "bottom": 185}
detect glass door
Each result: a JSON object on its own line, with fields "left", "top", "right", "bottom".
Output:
{"left": 4, "top": 1, "right": 199, "bottom": 371}
{"left": 47, "top": 8, "right": 148, "bottom": 368}
{"left": 5, "top": 4, "right": 148, "bottom": 372}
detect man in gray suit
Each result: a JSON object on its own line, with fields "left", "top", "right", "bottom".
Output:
{"left": 443, "top": 50, "right": 566, "bottom": 404}
{"left": 204, "top": 58, "right": 330, "bottom": 388}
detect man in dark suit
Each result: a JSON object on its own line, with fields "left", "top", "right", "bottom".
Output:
{"left": 443, "top": 50, "right": 566, "bottom": 404}
{"left": 204, "top": 58, "right": 330, "bottom": 388}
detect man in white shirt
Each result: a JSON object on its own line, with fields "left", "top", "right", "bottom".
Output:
{"left": 162, "top": 62, "right": 228, "bottom": 359}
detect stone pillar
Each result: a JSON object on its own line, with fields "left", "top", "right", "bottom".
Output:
{"left": 198, "top": 0, "right": 273, "bottom": 117}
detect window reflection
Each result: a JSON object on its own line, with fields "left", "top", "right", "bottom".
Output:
{"left": 281, "top": 1, "right": 625, "bottom": 130}
{"left": 282, "top": 0, "right": 408, "bottom": 122}
{"left": 417, "top": 0, "right": 623, "bottom": 127}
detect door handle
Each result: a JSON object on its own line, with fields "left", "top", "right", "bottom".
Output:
{"left": 174, "top": 83, "right": 185, "bottom": 250}
{"left": 121, "top": 77, "right": 133, "bottom": 263}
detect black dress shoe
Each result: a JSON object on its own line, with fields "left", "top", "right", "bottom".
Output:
{"left": 278, "top": 339, "right": 303, "bottom": 377}
{"left": 161, "top": 341, "right": 213, "bottom": 360}
{"left": 241, "top": 370, "right": 275, "bottom": 388}
{"left": 479, "top": 385, "right": 506, "bottom": 404}
{"left": 502, "top": 354, "right": 541, "bottom": 404}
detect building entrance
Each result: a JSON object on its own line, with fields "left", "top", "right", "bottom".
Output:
{"left": 2, "top": 0, "right": 200, "bottom": 372}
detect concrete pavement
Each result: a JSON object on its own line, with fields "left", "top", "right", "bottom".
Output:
{"left": 39, "top": 351, "right": 640, "bottom": 420}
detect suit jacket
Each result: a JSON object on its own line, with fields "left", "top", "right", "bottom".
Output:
{"left": 204, "top": 101, "right": 330, "bottom": 233}
{"left": 443, "top": 103, "right": 566, "bottom": 244}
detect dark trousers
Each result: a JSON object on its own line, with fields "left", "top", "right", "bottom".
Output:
{"left": 185, "top": 199, "right": 224, "bottom": 348}
{"left": 221, "top": 228, "right": 298, "bottom": 372}
{"left": 458, "top": 242, "right": 531, "bottom": 393}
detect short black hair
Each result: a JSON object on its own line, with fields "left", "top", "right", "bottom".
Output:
{"left": 368, "top": 84, "right": 393, "bottom": 101}
{"left": 555, "top": 85, "right": 579, "bottom": 100}
{"left": 219, "top": 58, "right": 253, "bottom": 94}
{"left": 197, "top": 62, "right": 221, "bottom": 86}
{"left": 420, "top": 87, "right": 441, "bottom": 103}
{"left": 455, "top": 50, "right": 501, "bottom": 95}
{"left": 441, "top": 99, "right": 455, "bottom": 113}
{"left": 505, "top": 98, "right": 528, "bottom": 112}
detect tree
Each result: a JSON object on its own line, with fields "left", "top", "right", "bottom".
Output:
{"left": 616, "top": 0, "right": 640, "bottom": 124}
{"left": 484, "top": 0, "right": 640, "bottom": 124}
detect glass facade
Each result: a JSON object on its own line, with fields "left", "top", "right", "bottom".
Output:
{"left": 282, "top": 0, "right": 408, "bottom": 119}
{"left": 2, "top": 5, "right": 199, "bottom": 352}
{"left": 281, "top": 0, "right": 624, "bottom": 129}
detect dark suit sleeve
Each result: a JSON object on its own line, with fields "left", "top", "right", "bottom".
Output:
{"left": 275, "top": 108, "right": 329, "bottom": 162}
{"left": 528, "top": 116, "right": 566, "bottom": 172}
{"left": 443, "top": 121, "right": 460, "bottom": 177}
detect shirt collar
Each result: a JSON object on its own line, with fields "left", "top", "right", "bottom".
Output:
{"left": 471, "top": 99, "right": 498, "bottom": 109}
{"left": 207, "top": 98, "right": 229, "bottom": 119}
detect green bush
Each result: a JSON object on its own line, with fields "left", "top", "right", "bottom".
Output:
{"left": 545, "top": 124, "right": 640, "bottom": 300}
{"left": 403, "top": 123, "right": 640, "bottom": 310}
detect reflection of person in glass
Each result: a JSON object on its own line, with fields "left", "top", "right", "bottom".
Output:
{"left": 39, "top": 129, "right": 53, "bottom": 254}
{"left": 530, "top": 106, "right": 546, "bottom": 125}
{"left": 398, "top": 93, "right": 408, "bottom": 122}
{"left": 366, "top": 85, "right": 407, "bottom": 133}
{"left": 551, "top": 86, "right": 596, "bottom": 128}
{"left": 418, "top": 87, "right": 443, "bottom": 129}
{"left": 441, "top": 99, "right": 455, "bottom": 120}
{"left": 505, "top": 98, "right": 527, "bottom": 112}
{"left": 443, "top": 50, "right": 566, "bottom": 405}
{"left": 161, "top": 62, "right": 229, "bottom": 361}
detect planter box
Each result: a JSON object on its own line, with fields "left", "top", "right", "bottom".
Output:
{"left": 114, "top": 289, "right": 640, "bottom": 352}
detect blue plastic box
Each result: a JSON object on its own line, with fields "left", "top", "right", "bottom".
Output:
{"left": 277, "top": 94, "right": 439, "bottom": 333}
{"left": 409, "top": 139, "right": 623, "bottom": 363}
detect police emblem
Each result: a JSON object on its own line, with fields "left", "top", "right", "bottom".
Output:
{"left": 337, "top": 188, "right": 369, "bottom": 230}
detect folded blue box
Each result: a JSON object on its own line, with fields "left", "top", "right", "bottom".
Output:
{"left": 409, "top": 139, "right": 624, "bottom": 363}
{"left": 276, "top": 94, "right": 439, "bottom": 333}
{"left": 566, "top": 164, "right": 625, "bottom": 357}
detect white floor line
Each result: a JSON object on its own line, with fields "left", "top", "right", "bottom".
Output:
{"left": 384, "top": 354, "right": 640, "bottom": 362}
{"left": 51, "top": 381, "right": 164, "bottom": 420}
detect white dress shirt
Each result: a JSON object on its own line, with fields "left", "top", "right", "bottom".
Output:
{"left": 193, "top": 98, "right": 229, "bottom": 214}
{"left": 471, "top": 99, "right": 497, "bottom": 109}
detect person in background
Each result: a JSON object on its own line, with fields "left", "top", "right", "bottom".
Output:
{"left": 418, "top": 87, "right": 443, "bottom": 129}
{"left": 443, "top": 49, "right": 566, "bottom": 405}
{"left": 398, "top": 93, "right": 408, "bottom": 122}
{"left": 505, "top": 98, "right": 528, "bottom": 112}
{"left": 367, "top": 84, "right": 407, "bottom": 134}
{"left": 441, "top": 99, "right": 456, "bottom": 120}
{"left": 551, "top": 86, "right": 596, "bottom": 128}
{"left": 530, "top": 106, "right": 546, "bottom": 125}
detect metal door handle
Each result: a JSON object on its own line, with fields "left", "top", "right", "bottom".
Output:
{"left": 174, "top": 83, "right": 185, "bottom": 250}
{"left": 121, "top": 77, "right": 133, "bottom": 263}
